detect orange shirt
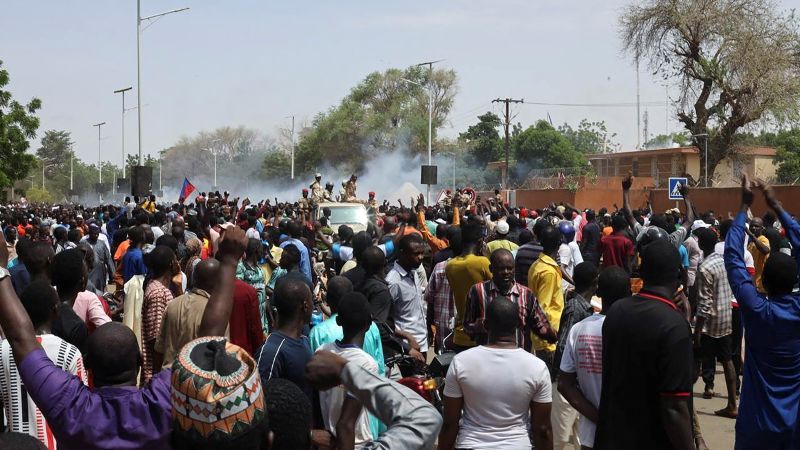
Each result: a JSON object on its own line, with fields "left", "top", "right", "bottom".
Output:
{"left": 114, "top": 240, "right": 131, "bottom": 262}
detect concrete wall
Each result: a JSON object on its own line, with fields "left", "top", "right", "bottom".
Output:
{"left": 478, "top": 184, "right": 800, "bottom": 217}
{"left": 649, "top": 185, "right": 800, "bottom": 217}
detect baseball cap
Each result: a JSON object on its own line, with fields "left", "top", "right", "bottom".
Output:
{"left": 691, "top": 219, "right": 711, "bottom": 231}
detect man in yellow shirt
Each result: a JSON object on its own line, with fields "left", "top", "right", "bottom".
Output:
{"left": 747, "top": 217, "right": 770, "bottom": 293}
{"left": 445, "top": 223, "right": 492, "bottom": 351}
{"left": 528, "top": 224, "right": 564, "bottom": 363}
{"left": 486, "top": 220, "right": 519, "bottom": 255}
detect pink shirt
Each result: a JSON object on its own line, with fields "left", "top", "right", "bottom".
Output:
{"left": 72, "top": 291, "right": 111, "bottom": 328}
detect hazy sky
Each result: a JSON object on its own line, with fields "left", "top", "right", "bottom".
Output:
{"left": 2, "top": 1, "right": 792, "bottom": 167}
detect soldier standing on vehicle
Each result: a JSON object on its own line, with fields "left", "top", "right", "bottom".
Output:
{"left": 345, "top": 174, "right": 358, "bottom": 202}
{"left": 310, "top": 173, "right": 324, "bottom": 204}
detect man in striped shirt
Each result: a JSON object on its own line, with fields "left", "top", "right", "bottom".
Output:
{"left": 464, "top": 248, "right": 556, "bottom": 349}
{"left": 694, "top": 227, "right": 738, "bottom": 419}
{"left": 0, "top": 280, "right": 86, "bottom": 449}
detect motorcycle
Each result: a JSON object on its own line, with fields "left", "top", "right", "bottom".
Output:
{"left": 384, "top": 352, "right": 454, "bottom": 414}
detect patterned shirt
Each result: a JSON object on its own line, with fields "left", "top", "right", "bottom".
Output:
{"left": 464, "top": 280, "right": 555, "bottom": 349}
{"left": 554, "top": 291, "right": 594, "bottom": 375}
{"left": 424, "top": 260, "right": 454, "bottom": 351}
{"left": 141, "top": 279, "right": 173, "bottom": 385}
{"left": 696, "top": 252, "right": 733, "bottom": 338}
{"left": 236, "top": 261, "right": 268, "bottom": 334}
{"left": 0, "top": 335, "right": 87, "bottom": 450}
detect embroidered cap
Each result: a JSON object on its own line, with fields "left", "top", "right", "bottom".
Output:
{"left": 171, "top": 337, "right": 266, "bottom": 443}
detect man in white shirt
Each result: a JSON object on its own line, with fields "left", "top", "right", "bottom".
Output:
{"left": 439, "top": 297, "right": 553, "bottom": 450}
{"left": 558, "top": 222, "right": 584, "bottom": 292}
{"left": 317, "top": 292, "right": 380, "bottom": 448}
{"left": 557, "top": 266, "right": 631, "bottom": 449}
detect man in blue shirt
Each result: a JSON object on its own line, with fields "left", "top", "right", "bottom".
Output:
{"left": 725, "top": 173, "right": 800, "bottom": 450}
{"left": 280, "top": 221, "right": 312, "bottom": 284}
{"left": 121, "top": 226, "right": 147, "bottom": 283}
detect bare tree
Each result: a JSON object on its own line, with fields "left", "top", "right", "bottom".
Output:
{"left": 620, "top": 0, "right": 800, "bottom": 184}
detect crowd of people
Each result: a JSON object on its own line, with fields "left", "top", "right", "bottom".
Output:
{"left": 0, "top": 171, "right": 797, "bottom": 450}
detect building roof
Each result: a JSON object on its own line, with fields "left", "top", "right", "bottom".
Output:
{"left": 587, "top": 145, "right": 776, "bottom": 160}
{"left": 587, "top": 146, "right": 698, "bottom": 160}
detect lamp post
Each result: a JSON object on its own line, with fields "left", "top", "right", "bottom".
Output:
{"left": 137, "top": 1, "right": 189, "bottom": 165}
{"left": 286, "top": 116, "right": 295, "bottom": 180}
{"left": 93, "top": 122, "right": 106, "bottom": 201}
{"left": 41, "top": 162, "right": 54, "bottom": 190}
{"left": 692, "top": 133, "right": 709, "bottom": 187}
{"left": 114, "top": 86, "right": 133, "bottom": 179}
{"left": 401, "top": 77, "right": 435, "bottom": 204}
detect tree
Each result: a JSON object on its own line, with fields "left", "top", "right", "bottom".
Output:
{"left": 25, "top": 186, "right": 53, "bottom": 203}
{"left": 620, "top": 0, "right": 800, "bottom": 185}
{"left": 558, "top": 119, "right": 620, "bottom": 154}
{"left": 771, "top": 129, "right": 800, "bottom": 183}
{"left": 512, "top": 121, "right": 588, "bottom": 175}
{"left": 459, "top": 112, "right": 502, "bottom": 165}
{"left": 643, "top": 132, "right": 690, "bottom": 149}
{"left": 0, "top": 60, "right": 41, "bottom": 192}
{"left": 294, "top": 66, "right": 458, "bottom": 177}
{"left": 261, "top": 151, "right": 293, "bottom": 182}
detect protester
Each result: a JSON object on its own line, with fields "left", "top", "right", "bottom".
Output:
{"left": 558, "top": 266, "right": 631, "bottom": 450}
{"left": 725, "top": 175, "right": 800, "bottom": 449}
{"left": 228, "top": 279, "right": 265, "bottom": 356}
{"left": 528, "top": 225, "right": 564, "bottom": 372}
{"left": 693, "top": 227, "right": 738, "bottom": 419}
{"left": 594, "top": 238, "right": 694, "bottom": 449}
{"left": 140, "top": 245, "right": 177, "bottom": 385}
{"left": 445, "top": 223, "right": 492, "bottom": 351}
{"left": 155, "top": 259, "right": 220, "bottom": 368}
{"left": 439, "top": 297, "right": 553, "bottom": 450}
{"left": 386, "top": 234, "right": 429, "bottom": 356}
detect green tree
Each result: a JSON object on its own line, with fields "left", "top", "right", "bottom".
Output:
{"left": 0, "top": 60, "right": 41, "bottom": 193}
{"left": 26, "top": 186, "right": 53, "bottom": 203}
{"left": 643, "top": 132, "right": 690, "bottom": 149}
{"left": 512, "top": 121, "right": 588, "bottom": 173}
{"left": 459, "top": 112, "right": 502, "bottom": 165}
{"left": 261, "top": 151, "right": 293, "bottom": 182}
{"left": 558, "top": 119, "right": 620, "bottom": 154}
{"left": 620, "top": 0, "right": 800, "bottom": 185}
{"left": 772, "top": 129, "right": 800, "bottom": 183}
{"left": 294, "top": 66, "right": 458, "bottom": 177}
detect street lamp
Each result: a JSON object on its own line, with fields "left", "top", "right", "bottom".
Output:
{"left": 401, "top": 77, "right": 434, "bottom": 204}
{"left": 285, "top": 116, "right": 295, "bottom": 180}
{"left": 137, "top": 1, "right": 189, "bottom": 165}
{"left": 114, "top": 86, "right": 133, "bottom": 180}
{"left": 692, "top": 133, "right": 709, "bottom": 187}
{"left": 93, "top": 122, "right": 106, "bottom": 201}
{"left": 203, "top": 138, "right": 221, "bottom": 189}
{"left": 40, "top": 161, "right": 54, "bottom": 190}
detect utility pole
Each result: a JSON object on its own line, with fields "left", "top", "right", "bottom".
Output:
{"left": 93, "top": 122, "right": 106, "bottom": 202}
{"left": 636, "top": 58, "right": 641, "bottom": 149}
{"left": 289, "top": 116, "right": 295, "bottom": 180}
{"left": 415, "top": 60, "right": 443, "bottom": 205}
{"left": 492, "top": 97, "right": 524, "bottom": 191}
{"left": 114, "top": 87, "right": 132, "bottom": 179}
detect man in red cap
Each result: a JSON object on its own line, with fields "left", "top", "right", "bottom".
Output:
{"left": 367, "top": 192, "right": 377, "bottom": 209}
{"left": 299, "top": 188, "right": 310, "bottom": 209}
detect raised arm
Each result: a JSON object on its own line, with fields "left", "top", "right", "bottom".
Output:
{"left": 0, "top": 231, "right": 40, "bottom": 363}
{"left": 764, "top": 182, "right": 800, "bottom": 274}
{"left": 307, "top": 352, "right": 443, "bottom": 450}
{"left": 678, "top": 183, "right": 695, "bottom": 231}
{"left": 198, "top": 227, "right": 248, "bottom": 337}
{"left": 724, "top": 174, "right": 763, "bottom": 311}
{"left": 621, "top": 172, "right": 637, "bottom": 229}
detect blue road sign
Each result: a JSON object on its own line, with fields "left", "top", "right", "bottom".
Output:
{"left": 668, "top": 177, "right": 688, "bottom": 200}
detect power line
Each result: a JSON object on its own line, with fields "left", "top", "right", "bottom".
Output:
{"left": 522, "top": 100, "right": 664, "bottom": 107}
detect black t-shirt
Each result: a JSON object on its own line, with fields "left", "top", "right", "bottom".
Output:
{"left": 594, "top": 291, "right": 693, "bottom": 450}
{"left": 581, "top": 222, "right": 601, "bottom": 261}
{"left": 52, "top": 303, "right": 89, "bottom": 354}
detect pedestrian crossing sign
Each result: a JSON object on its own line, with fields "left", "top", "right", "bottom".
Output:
{"left": 668, "top": 177, "right": 688, "bottom": 200}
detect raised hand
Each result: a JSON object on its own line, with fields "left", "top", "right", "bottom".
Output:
{"left": 622, "top": 170, "right": 634, "bottom": 191}
{"left": 741, "top": 171, "right": 754, "bottom": 206}
{"left": 216, "top": 226, "right": 248, "bottom": 264}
